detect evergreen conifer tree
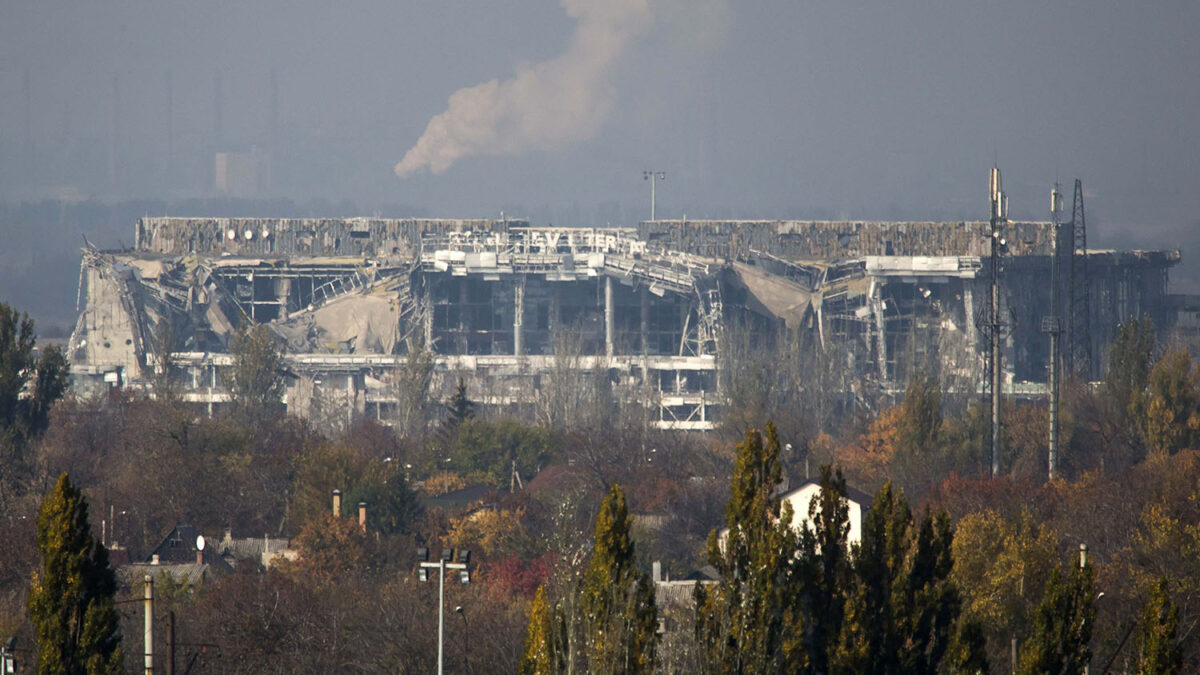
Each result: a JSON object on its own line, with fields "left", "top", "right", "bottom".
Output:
{"left": 28, "top": 473, "right": 123, "bottom": 675}
{"left": 581, "top": 483, "right": 657, "bottom": 674}
{"left": 1134, "top": 579, "right": 1182, "bottom": 675}
{"left": 520, "top": 585, "right": 555, "bottom": 675}
{"left": 1018, "top": 561, "right": 1095, "bottom": 675}
{"left": 795, "top": 464, "right": 853, "bottom": 674}
{"left": 696, "top": 422, "right": 803, "bottom": 673}
{"left": 834, "top": 482, "right": 962, "bottom": 674}
{"left": 446, "top": 377, "right": 475, "bottom": 428}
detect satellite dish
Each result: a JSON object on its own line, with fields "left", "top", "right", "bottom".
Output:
{"left": 195, "top": 535, "right": 206, "bottom": 551}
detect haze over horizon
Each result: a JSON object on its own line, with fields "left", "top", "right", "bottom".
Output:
{"left": 2, "top": 1, "right": 1199, "bottom": 322}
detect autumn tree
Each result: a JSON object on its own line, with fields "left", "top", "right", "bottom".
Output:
{"left": 289, "top": 512, "right": 368, "bottom": 584}
{"left": 952, "top": 508, "right": 1060, "bottom": 669}
{"left": 520, "top": 485, "right": 656, "bottom": 675}
{"left": 27, "top": 473, "right": 123, "bottom": 675}
{"left": 1139, "top": 347, "right": 1200, "bottom": 457}
{"left": 1018, "top": 560, "right": 1096, "bottom": 675}
{"left": 581, "top": 483, "right": 657, "bottom": 674}
{"left": 390, "top": 342, "right": 434, "bottom": 435}
{"left": 519, "top": 585, "right": 555, "bottom": 675}
{"left": 228, "top": 322, "right": 285, "bottom": 419}
{"left": 1105, "top": 315, "right": 1156, "bottom": 433}
{"left": 1134, "top": 579, "right": 1183, "bottom": 675}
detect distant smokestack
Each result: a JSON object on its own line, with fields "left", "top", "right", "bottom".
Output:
{"left": 269, "top": 68, "right": 279, "bottom": 153}
{"left": 109, "top": 75, "right": 120, "bottom": 190}
{"left": 358, "top": 502, "right": 367, "bottom": 533}
{"left": 165, "top": 69, "right": 174, "bottom": 176}
{"left": 23, "top": 68, "right": 32, "bottom": 178}
{"left": 213, "top": 69, "right": 223, "bottom": 147}
{"left": 332, "top": 489, "right": 342, "bottom": 518}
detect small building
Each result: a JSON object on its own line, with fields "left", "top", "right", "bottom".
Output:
{"left": 117, "top": 524, "right": 233, "bottom": 589}
{"left": 718, "top": 479, "right": 873, "bottom": 551}
{"left": 778, "top": 479, "right": 873, "bottom": 545}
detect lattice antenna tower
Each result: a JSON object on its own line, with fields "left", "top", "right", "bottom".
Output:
{"left": 1066, "top": 179, "right": 1093, "bottom": 379}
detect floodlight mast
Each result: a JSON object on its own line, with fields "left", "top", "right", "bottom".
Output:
{"left": 417, "top": 549, "right": 470, "bottom": 675}
{"left": 643, "top": 171, "right": 666, "bottom": 220}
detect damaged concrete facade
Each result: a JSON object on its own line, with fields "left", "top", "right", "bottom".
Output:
{"left": 68, "top": 217, "right": 1179, "bottom": 431}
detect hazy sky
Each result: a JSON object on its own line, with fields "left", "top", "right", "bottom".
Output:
{"left": 2, "top": 1, "right": 1198, "bottom": 240}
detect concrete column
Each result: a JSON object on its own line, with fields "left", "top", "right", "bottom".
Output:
{"left": 277, "top": 277, "right": 291, "bottom": 316}
{"left": 458, "top": 280, "right": 469, "bottom": 354}
{"left": 640, "top": 287, "right": 650, "bottom": 354}
{"left": 550, "top": 291, "right": 560, "bottom": 337}
{"left": 423, "top": 297, "right": 433, "bottom": 350}
{"left": 963, "top": 285, "right": 976, "bottom": 352}
{"left": 605, "top": 277, "right": 615, "bottom": 358}
{"left": 871, "top": 281, "right": 889, "bottom": 383}
{"left": 513, "top": 278, "right": 524, "bottom": 356}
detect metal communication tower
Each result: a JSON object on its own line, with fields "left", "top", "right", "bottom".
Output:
{"left": 1065, "top": 179, "right": 1093, "bottom": 379}
{"left": 1043, "top": 184, "right": 1065, "bottom": 481}
{"left": 987, "top": 167, "right": 1007, "bottom": 477}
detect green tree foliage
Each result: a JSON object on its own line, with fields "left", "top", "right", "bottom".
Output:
{"left": 581, "top": 484, "right": 657, "bottom": 674}
{"left": 342, "top": 472, "right": 423, "bottom": 535}
{"left": 1139, "top": 347, "right": 1200, "bottom": 457}
{"left": 794, "top": 464, "right": 854, "bottom": 674}
{"left": 27, "top": 473, "right": 123, "bottom": 675}
{"left": 1135, "top": 579, "right": 1182, "bottom": 675}
{"left": 696, "top": 422, "right": 800, "bottom": 673}
{"left": 445, "top": 377, "right": 475, "bottom": 429}
{"left": 228, "top": 322, "right": 285, "bottom": 419}
{"left": 0, "top": 303, "right": 36, "bottom": 431}
{"left": 833, "top": 482, "right": 961, "bottom": 675}
{"left": 0, "top": 303, "right": 69, "bottom": 444}
{"left": 448, "top": 417, "right": 555, "bottom": 487}
{"left": 1018, "top": 561, "right": 1096, "bottom": 675}
{"left": 519, "top": 485, "right": 657, "bottom": 674}
{"left": 292, "top": 440, "right": 423, "bottom": 534}
{"left": 1106, "top": 315, "right": 1157, "bottom": 427}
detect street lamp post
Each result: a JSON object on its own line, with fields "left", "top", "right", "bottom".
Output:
{"left": 643, "top": 171, "right": 665, "bottom": 220}
{"left": 417, "top": 547, "right": 471, "bottom": 675}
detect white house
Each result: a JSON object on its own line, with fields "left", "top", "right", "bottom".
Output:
{"left": 778, "top": 479, "right": 873, "bottom": 545}
{"left": 718, "top": 479, "right": 873, "bottom": 550}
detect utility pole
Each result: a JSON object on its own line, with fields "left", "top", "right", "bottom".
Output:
{"left": 144, "top": 575, "right": 154, "bottom": 675}
{"left": 1044, "top": 184, "right": 1064, "bottom": 482}
{"left": 643, "top": 171, "right": 665, "bottom": 220}
{"left": 989, "top": 167, "right": 1007, "bottom": 477}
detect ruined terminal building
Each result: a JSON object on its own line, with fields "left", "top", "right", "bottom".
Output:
{"left": 68, "top": 215, "right": 1179, "bottom": 431}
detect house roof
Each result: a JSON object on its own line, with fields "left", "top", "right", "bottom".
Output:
{"left": 118, "top": 559, "right": 231, "bottom": 587}
{"left": 145, "top": 524, "right": 205, "bottom": 564}
{"left": 780, "top": 479, "right": 874, "bottom": 510}
{"left": 421, "top": 484, "right": 494, "bottom": 511}
{"left": 219, "top": 535, "right": 291, "bottom": 561}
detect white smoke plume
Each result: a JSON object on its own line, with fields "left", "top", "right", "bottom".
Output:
{"left": 394, "top": 0, "right": 654, "bottom": 177}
